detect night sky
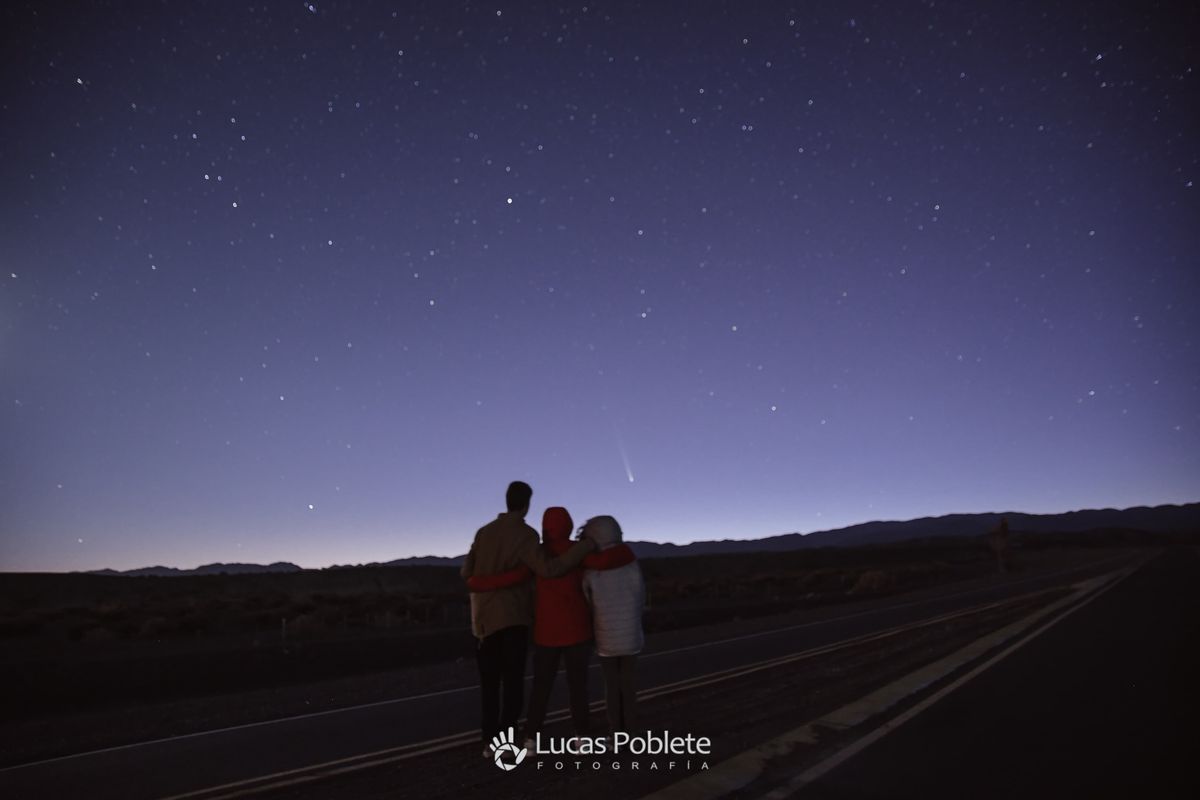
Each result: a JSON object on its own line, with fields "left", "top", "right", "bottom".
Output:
{"left": 2, "top": 2, "right": 1197, "bottom": 573}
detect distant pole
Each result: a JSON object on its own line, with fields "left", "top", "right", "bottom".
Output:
{"left": 281, "top": 617, "right": 288, "bottom": 643}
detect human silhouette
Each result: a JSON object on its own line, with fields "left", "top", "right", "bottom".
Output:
{"left": 461, "top": 481, "right": 595, "bottom": 756}
{"left": 468, "top": 506, "right": 634, "bottom": 746}
{"left": 581, "top": 515, "right": 645, "bottom": 735}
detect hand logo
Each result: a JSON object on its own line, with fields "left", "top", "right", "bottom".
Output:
{"left": 489, "top": 726, "right": 528, "bottom": 771}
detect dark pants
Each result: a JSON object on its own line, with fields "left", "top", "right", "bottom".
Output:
{"left": 525, "top": 642, "right": 592, "bottom": 738}
{"left": 476, "top": 625, "right": 529, "bottom": 743}
{"left": 599, "top": 654, "right": 638, "bottom": 734}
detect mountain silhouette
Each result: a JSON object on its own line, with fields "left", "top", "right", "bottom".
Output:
{"left": 83, "top": 503, "right": 1197, "bottom": 575}
{"left": 624, "top": 503, "right": 1200, "bottom": 558}
{"left": 89, "top": 561, "right": 302, "bottom": 577}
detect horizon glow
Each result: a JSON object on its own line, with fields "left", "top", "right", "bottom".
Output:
{"left": 1, "top": 2, "right": 1197, "bottom": 573}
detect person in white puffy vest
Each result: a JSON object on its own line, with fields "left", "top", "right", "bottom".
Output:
{"left": 581, "top": 515, "right": 645, "bottom": 734}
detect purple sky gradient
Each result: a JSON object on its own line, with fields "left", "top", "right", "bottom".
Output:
{"left": 2, "top": 1, "right": 1197, "bottom": 572}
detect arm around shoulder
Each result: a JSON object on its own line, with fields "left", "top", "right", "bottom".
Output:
{"left": 466, "top": 565, "right": 532, "bottom": 592}
{"left": 581, "top": 543, "right": 635, "bottom": 571}
{"left": 519, "top": 535, "right": 595, "bottom": 578}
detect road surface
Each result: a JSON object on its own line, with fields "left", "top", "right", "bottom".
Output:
{"left": 795, "top": 547, "right": 1200, "bottom": 799}
{"left": 0, "top": 550, "right": 1141, "bottom": 799}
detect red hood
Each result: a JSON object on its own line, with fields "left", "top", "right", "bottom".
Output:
{"left": 541, "top": 507, "right": 574, "bottom": 554}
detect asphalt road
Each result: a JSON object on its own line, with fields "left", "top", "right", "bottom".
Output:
{"left": 0, "top": 550, "right": 1139, "bottom": 800}
{"left": 797, "top": 547, "right": 1200, "bottom": 799}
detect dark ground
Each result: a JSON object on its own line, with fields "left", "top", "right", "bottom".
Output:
{"left": 0, "top": 548, "right": 1135, "bottom": 799}
{"left": 797, "top": 546, "right": 1200, "bottom": 799}
{"left": 0, "top": 539, "right": 1193, "bottom": 800}
{"left": 0, "top": 539, "right": 1126, "bottom": 767}
{"left": 0, "top": 535, "right": 1031, "bottom": 723}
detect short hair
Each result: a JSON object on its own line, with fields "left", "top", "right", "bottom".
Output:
{"left": 506, "top": 481, "right": 533, "bottom": 512}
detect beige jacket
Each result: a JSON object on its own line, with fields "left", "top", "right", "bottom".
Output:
{"left": 462, "top": 512, "right": 593, "bottom": 638}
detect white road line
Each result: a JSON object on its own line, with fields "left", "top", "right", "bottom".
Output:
{"left": 760, "top": 555, "right": 1149, "bottom": 798}
{"left": 159, "top": 700, "right": 598, "bottom": 800}
{"left": 158, "top": 587, "right": 1064, "bottom": 800}
{"left": 0, "top": 684, "right": 478, "bottom": 774}
{"left": 637, "top": 555, "right": 1151, "bottom": 800}
{"left": 0, "top": 549, "right": 1131, "bottom": 776}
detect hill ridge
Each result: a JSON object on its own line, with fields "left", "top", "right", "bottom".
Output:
{"left": 83, "top": 502, "right": 1199, "bottom": 575}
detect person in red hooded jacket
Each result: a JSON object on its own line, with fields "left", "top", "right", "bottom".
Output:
{"left": 467, "top": 506, "right": 634, "bottom": 744}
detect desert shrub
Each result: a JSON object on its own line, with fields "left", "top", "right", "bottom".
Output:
{"left": 894, "top": 562, "right": 950, "bottom": 587}
{"left": 795, "top": 568, "right": 851, "bottom": 593}
{"left": 175, "top": 613, "right": 209, "bottom": 637}
{"left": 80, "top": 625, "right": 116, "bottom": 643}
{"left": 288, "top": 612, "right": 328, "bottom": 637}
{"left": 849, "top": 569, "right": 895, "bottom": 595}
{"left": 0, "top": 612, "right": 44, "bottom": 638}
{"left": 95, "top": 600, "right": 123, "bottom": 616}
{"left": 250, "top": 609, "right": 284, "bottom": 627}
{"left": 139, "top": 616, "right": 171, "bottom": 638}
{"left": 288, "top": 601, "right": 317, "bottom": 616}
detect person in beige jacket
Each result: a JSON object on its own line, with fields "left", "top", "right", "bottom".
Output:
{"left": 461, "top": 481, "right": 594, "bottom": 751}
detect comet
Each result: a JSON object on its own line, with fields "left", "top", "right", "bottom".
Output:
{"left": 616, "top": 438, "right": 635, "bottom": 483}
